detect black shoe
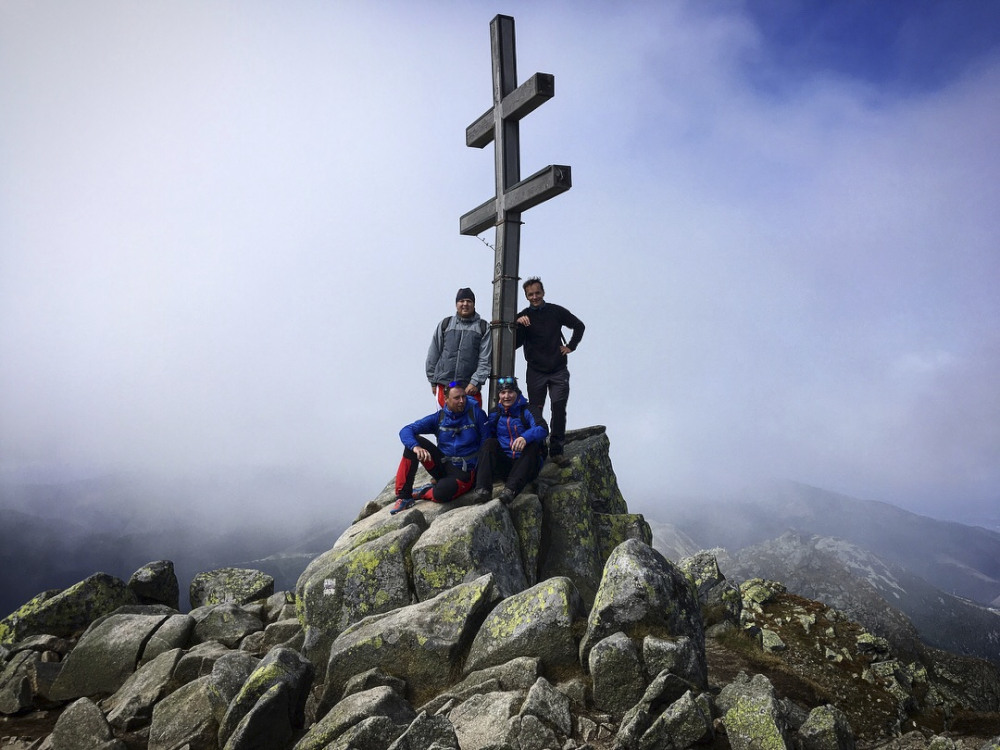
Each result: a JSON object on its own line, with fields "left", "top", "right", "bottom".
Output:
{"left": 472, "top": 488, "right": 491, "bottom": 504}
{"left": 498, "top": 488, "right": 516, "bottom": 504}
{"left": 550, "top": 454, "right": 570, "bottom": 467}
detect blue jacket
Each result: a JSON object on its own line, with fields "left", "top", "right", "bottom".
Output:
{"left": 399, "top": 399, "right": 487, "bottom": 466}
{"left": 486, "top": 393, "right": 548, "bottom": 459}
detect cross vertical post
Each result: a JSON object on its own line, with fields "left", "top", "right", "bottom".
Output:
{"left": 460, "top": 14, "right": 572, "bottom": 407}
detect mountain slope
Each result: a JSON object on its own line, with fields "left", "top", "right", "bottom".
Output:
{"left": 720, "top": 531, "right": 1000, "bottom": 664}
{"left": 663, "top": 480, "right": 1000, "bottom": 607}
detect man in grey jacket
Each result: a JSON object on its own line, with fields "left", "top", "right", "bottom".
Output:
{"left": 426, "top": 287, "right": 492, "bottom": 406}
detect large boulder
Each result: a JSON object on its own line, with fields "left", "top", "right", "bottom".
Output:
{"left": 449, "top": 691, "right": 525, "bottom": 750}
{"left": 297, "top": 510, "right": 426, "bottom": 592}
{"left": 147, "top": 676, "right": 224, "bottom": 750}
{"left": 614, "top": 669, "right": 703, "bottom": 750}
{"left": 0, "top": 650, "right": 41, "bottom": 714}
{"left": 589, "top": 631, "right": 646, "bottom": 721}
{"left": 188, "top": 568, "right": 274, "bottom": 609}
{"left": 258, "top": 618, "right": 304, "bottom": 654}
{"left": 410, "top": 500, "right": 527, "bottom": 602}
{"left": 218, "top": 646, "right": 313, "bottom": 747}
{"left": 508, "top": 493, "right": 544, "bottom": 587}
{"left": 148, "top": 653, "right": 258, "bottom": 750}
{"left": 536, "top": 481, "right": 603, "bottom": 606}
{"left": 533, "top": 427, "right": 641, "bottom": 607}
{"left": 103, "top": 647, "right": 184, "bottom": 733}
{"left": 536, "top": 427, "right": 628, "bottom": 513}
{"left": 580, "top": 539, "right": 705, "bottom": 679}
{"left": 386, "top": 710, "right": 460, "bottom": 750}
{"left": 44, "top": 697, "right": 126, "bottom": 750}
{"left": 0, "top": 574, "right": 137, "bottom": 644}
{"left": 49, "top": 613, "right": 173, "bottom": 701}
{"left": 222, "top": 682, "right": 296, "bottom": 750}
{"left": 799, "top": 704, "right": 856, "bottom": 750}
{"left": 717, "top": 672, "right": 794, "bottom": 750}
{"left": 535, "top": 428, "right": 624, "bottom": 503}
{"left": 594, "top": 512, "right": 653, "bottom": 561}
{"left": 678, "top": 550, "right": 742, "bottom": 634}
{"left": 643, "top": 634, "right": 707, "bottom": 689}
{"left": 173, "top": 640, "right": 234, "bottom": 685}
{"left": 293, "top": 686, "right": 416, "bottom": 750}
{"left": 127, "top": 560, "right": 180, "bottom": 610}
{"left": 321, "top": 575, "right": 496, "bottom": 710}
{"left": 464, "top": 576, "right": 585, "bottom": 676}
{"left": 637, "top": 689, "right": 714, "bottom": 750}
{"left": 140, "top": 613, "right": 194, "bottom": 664}
{"left": 296, "top": 524, "right": 422, "bottom": 639}
{"left": 341, "top": 668, "right": 407, "bottom": 700}
{"left": 520, "top": 676, "right": 573, "bottom": 737}
{"left": 190, "top": 602, "right": 264, "bottom": 648}
{"left": 421, "top": 657, "right": 542, "bottom": 716}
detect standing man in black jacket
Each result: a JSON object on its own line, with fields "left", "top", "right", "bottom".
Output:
{"left": 515, "top": 276, "right": 585, "bottom": 463}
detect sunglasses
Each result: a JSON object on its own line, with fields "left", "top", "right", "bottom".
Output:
{"left": 497, "top": 377, "right": 518, "bottom": 389}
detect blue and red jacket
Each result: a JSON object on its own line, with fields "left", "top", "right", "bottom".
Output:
{"left": 486, "top": 393, "right": 548, "bottom": 459}
{"left": 399, "top": 400, "right": 487, "bottom": 466}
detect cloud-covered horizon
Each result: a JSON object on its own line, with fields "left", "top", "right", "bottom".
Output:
{"left": 2, "top": 2, "right": 998, "bottom": 524}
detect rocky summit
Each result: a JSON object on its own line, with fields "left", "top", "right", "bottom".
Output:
{"left": 2, "top": 426, "right": 1000, "bottom": 749}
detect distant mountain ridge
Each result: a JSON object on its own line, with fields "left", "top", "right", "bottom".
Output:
{"left": 649, "top": 481, "right": 1000, "bottom": 665}
{"left": 661, "top": 480, "right": 1000, "bottom": 607}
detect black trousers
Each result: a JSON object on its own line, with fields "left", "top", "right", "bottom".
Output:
{"left": 394, "top": 436, "right": 475, "bottom": 503}
{"left": 475, "top": 438, "right": 543, "bottom": 494}
{"left": 525, "top": 365, "right": 570, "bottom": 455}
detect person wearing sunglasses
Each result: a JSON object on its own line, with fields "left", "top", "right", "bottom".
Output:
{"left": 390, "top": 381, "right": 487, "bottom": 514}
{"left": 426, "top": 287, "right": 492, "bottom": 407}
{"left": 471, "top": 376, "right": 548, "bottom": 505}
{"left": 515, "top": 277, "right": 585, "bottom": 464}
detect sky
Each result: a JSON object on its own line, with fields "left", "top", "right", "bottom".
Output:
{"left": 2, "top": 0, "right": 999, "bottom": 527}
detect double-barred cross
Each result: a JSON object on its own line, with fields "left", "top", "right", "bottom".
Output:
{"left": 460, "top": 14, "right": 572, "bottom": 407}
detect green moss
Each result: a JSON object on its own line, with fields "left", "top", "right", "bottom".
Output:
{"left": 724, "top": 701, "right": 788, "bottom": 750}
{"left": 294, "top": 595, "right": 307, "bottom": 626}
{"left": 414, "top": 529, "right": 478, "bottom": 596}
{"left": 483, "top": 584, "right": 561, "bottom": 640}
{"left": 0, "top": 590, "right": 60, "bottom": 644}
{"left": 483, "top": 513, "right": 505, "bottom": 533}
{"left": 347, "top": 544, "right": 391, "bottom": 578}
{"left": 241, "top": 661, "right": 288, "bottom": 696}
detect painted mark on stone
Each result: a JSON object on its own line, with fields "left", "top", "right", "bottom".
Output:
{"left": 323, "top": 579, "right": 336, "bottom": 596}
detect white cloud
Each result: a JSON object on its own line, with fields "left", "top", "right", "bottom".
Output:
{"left": 1, "top": 2, "right": 998, "bottom": 522}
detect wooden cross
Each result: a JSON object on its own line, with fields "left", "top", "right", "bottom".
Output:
{"left": 460, "top": 14, "right": 572, "bottom": 407}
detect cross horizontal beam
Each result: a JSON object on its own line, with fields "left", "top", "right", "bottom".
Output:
{"left": 466, "top": 73, "right": 556, "bottom": 149}
{"left": 459, "top": 164, "right": 572, "bottom": 236}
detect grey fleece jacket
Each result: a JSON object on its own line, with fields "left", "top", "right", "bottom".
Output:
{"left": 426, "top": 313, "right": 493, "bottom": 388}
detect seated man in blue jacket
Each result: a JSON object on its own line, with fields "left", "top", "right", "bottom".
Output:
{"left": 391, "top": 381, "right": 487, "bottom": 514}
{"left": 471, "top": 376, "right": 549, "bottom": 505}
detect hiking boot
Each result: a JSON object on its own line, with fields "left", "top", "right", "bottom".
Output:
{"left": 472, "top": 488, "right": 491, "bottom": 504}
{"left": 412, "top": 483, "right": 434, "bottom": 500}
{"left": 389, "top": 496, "right": 415, "bottom": 515}
{"left": 498, "top": 488, "right": 516, "bottom": 505}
